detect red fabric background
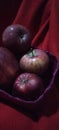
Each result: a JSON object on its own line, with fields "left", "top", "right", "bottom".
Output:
{"left": 0, "top": 0, "right": 59, "bottom": 130}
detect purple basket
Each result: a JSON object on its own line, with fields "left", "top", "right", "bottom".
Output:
{"left": 0, "top": 51, "right": 59, "bottom": 120}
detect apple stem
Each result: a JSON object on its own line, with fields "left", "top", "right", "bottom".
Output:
{"left": 29, "top": 49, "right": 35, "bottom": 57}
{"left": 22, "top": 79, "right": 28, "bottom": 83}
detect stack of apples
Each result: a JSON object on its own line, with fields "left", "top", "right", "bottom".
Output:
{"left": 0, "top": 24, "right": 50, "bottom": 101}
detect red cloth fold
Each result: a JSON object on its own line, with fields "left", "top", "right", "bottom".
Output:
{"left": 0, "top": 0, "right": 59, "bottom": 130}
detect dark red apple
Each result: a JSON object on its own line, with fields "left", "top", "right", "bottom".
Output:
{"left": 0, "top": 47, "right": 19, "bottom": 91}
{"left": 19, "top": 49, "right": 49, "bottom": 75}
{"left": 2, "top": 24, "right": 31, "bottom": 59}
{"left": 12, "top": 73, "right": 44, "bottom": 101}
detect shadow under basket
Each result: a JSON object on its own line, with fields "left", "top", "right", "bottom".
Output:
{"left": 0, "top": 51, "right": 59, "bottom": 121}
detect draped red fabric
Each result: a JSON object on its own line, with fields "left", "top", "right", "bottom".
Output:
{"left": 0, "top": 0, "right": 59, "bottom": 130}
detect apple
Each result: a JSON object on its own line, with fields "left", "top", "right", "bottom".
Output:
{"left": 12, "top": 73, "right": 44, "bottom": 101}
{"left": 0, "top": 47, "right": 19, "bottom": 91}
{"left": 2, "top": 24, "right": 31, "bottom": 59}
{"left": 19, "top": 48, "right": 49, "bottom": 75}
